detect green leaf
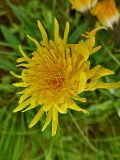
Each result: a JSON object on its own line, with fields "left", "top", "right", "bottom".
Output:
{"left": 0, "top": 57, "right": 17, "bottom": 72}
{"left": 68, "top": 21, "right": 89, "bottom": 43}
{"left": 115, "top": 101, "right": 120, "bottom": 118}
{"left": 6, "top": 0, "right": 39, "bottom": 37}
{"left": 1, "top": 26, "right": 20, "bottom": 45}
{"left": 88, "top": 100, "right": 113, "bottom": 113}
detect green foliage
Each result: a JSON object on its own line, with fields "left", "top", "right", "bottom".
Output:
{"left": 0, "top": 0, "right": 120, "bottom": 160}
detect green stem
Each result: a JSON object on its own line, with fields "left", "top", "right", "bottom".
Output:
{"left": 69, "top": 112, "right": 99, "bottom": 153}
{"left": 99, "top": 38, "right": 120, "bottom": 66}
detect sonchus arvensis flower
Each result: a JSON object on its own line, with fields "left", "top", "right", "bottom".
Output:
{"left": 70, "top": 0, "right": 98, "bottom": 13}
{"left": 91, "top": 0, "right": 120, "bottom": 28}
{"left": 11, "top": 18, "right": 119, "bottom": 136}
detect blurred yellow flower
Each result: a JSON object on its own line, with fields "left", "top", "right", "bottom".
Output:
{"left": 70, "top": 0, "right": 98, "bottom": 12}
{"left": 91, "top": 0, "right": 119, "bottom": 28}
{"left": 11, "top": 18, "right": 119, "bottom": 136}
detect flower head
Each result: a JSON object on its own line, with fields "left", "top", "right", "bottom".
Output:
{"left": 70, "top": 0, "right": 98, "bottom": 13}
{"left": 91, "top": 0, "right": 120, "bottom": 28}
{"left": 11, "top": 18, "right": 120, "bottom": 136}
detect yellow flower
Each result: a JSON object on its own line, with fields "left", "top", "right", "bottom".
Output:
{"left": 91, "top": 0, "right": 120, "bottom": 28}
{"left": 11, "top": 18, "right": 119, "bottom": 136}
{"left": 70, "top": 0, "right": 98, "bottom": 12}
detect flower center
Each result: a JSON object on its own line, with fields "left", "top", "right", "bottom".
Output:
{"left": 48, "top": 75, "right": 65, "bottom": 89}
{"left": 44, "top": 66, "right": 65, "bottom": 90}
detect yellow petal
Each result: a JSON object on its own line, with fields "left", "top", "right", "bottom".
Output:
{"left": 17, "top": 57, "right": 27, "bottom": 63}
{"left": 42, "top": 108, "right": 52, "bottom": 132}
{"left": 90, "top": 46, "right": 101, "bottom": 55}
{"left": 49, "top": 49, "right": 57, "bottom": 61}
{"left": 29, "top": 106, "right": 44, "bottom": 128}
{"left": 52, "top": 107, "right": 58, "bottom": 136}
{"left": 86, "top": 36, "right": 95, "bottom": 51}
{"left": 16, "top": 88, "right": 28, "bottom": 95}
{"left": 68, "top": 103, "right": 89, "bottom": 114}
{"left": 87, "top": 65, "right": 101, "bottom": 79}
{"left": 13, "top": 82, "right": 27, "bottom": 87}
{"left": 37, "top": 20, "right": 48, "bottom": 43}
{"left": 27, "top": 34, "right": 41, "bottom": 49}
{"left": 54, "top": 18, "right": 59, "bottom": 40}
{"left": 93, "top": 67, "right": 114, "bottom": 79}
{"left": 13, "top": 98, "right": 31, "bottom": 112}
{"left": 22, "top": 105, "right": 36, "bottom": 112}
{"left": 79, "top": 41, "right": 89, "bottom": 60}
{"left": 77, "top": 58, "right": 85, "bottom": 71}
{"left": 86, "top": 81, "right": 120, "bottom": 90}
{"left": 43, "top": 104, "right": 52, "bottom": 111}
{"left": 66, "top": 48, "right": 71, "bottom": 64}
{"left": 60, "top": 103, "right": 68, "bottom": 113}
{"left": 31, "top": 95, "right": 40, "bottom": 107}
{"left": 85, "top": 61, "right": 91, "bottom": 71}
{"left": 95, "top": 82, "right": 120, "bottom": 89}
{"left": 18, "top": 91, "right": 31, "bottom": 104}
{"left": 17, "top": 63, "right": 29, "bottom": 68}
{"left": 10, "top": 71, "right": 21, "bottom": 78}
{"left": 78, "top": 72, "right": 87, "bottom": 93}
{"left": 73, "top": 96, "right": 86, "bottom": 103}
{"left": 49, "top": 40, "right": 57, "bottom": 53}
{"left": 84, "top": 27, "right": 102, "bottom": 37}
{"left": 85, "top": 81, "right": 97, "bottom": 91}
{"left": 19, "top": 45, "right": 30, "bottom": 60}
{"left": 54, "top": 104, "right": 67, "bottom": 114}
{"left": 66, "top": 48, "right": 72, "bottom": 76}
{"left": 63, "top": 22, "right": 69, "bottom": 42}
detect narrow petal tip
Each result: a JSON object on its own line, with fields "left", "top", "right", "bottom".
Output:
{"left": 28, "top": 123, "right": 33, "bottom": 128}
{"left": 10, "top": 71, "right": 21, "bottom": 78}
{"left": 13, "top": 108, "right": 19, "bottom": 113}
{"left": 37, "top": 20, "right": 48, "bottom": 42}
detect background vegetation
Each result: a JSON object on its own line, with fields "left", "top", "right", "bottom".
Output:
{"left": 0, "top": 0, "right": 120, "bottom": 159}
